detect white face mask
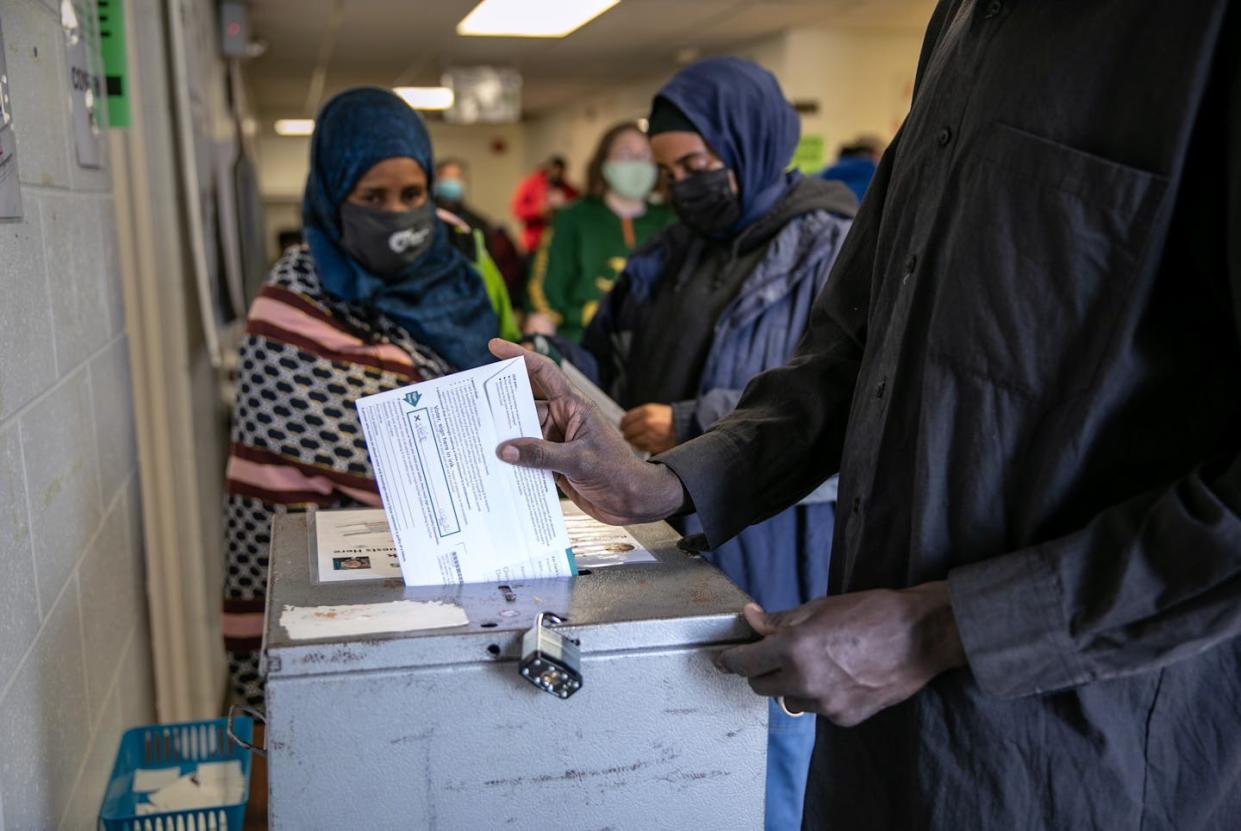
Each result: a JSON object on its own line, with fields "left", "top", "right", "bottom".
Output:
{"left": 602, "top": 159, "right": 658, "bottom": 200}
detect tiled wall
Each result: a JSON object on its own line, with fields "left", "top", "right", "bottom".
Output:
{"left": 0, "top": 0, "right": 156, "bottom": 828}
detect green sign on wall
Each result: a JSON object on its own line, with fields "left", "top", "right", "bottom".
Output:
{"left": 98, "top": 0, "right": 129, "bottom": 127}
{"left": 791, "top": 135, "right": 825, "bottom": 174}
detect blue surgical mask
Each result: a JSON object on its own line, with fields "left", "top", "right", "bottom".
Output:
{"left": 433, "top": 178, "right": 465, "bottom": 203}
{"left": 602, "top": 160, "right": 657, "bottom": 201}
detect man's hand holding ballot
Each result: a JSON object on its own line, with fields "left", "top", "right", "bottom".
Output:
{"left": 488, "top": 338, "right": 966, "bottom": 726}
{"left": 490, "top": 339, "right": 687, "bottom": 527}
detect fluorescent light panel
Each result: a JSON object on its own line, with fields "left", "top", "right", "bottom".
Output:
{"left": 272, "top": 86, "right": 452, "bottom": 136}
{"left": 274, "top": 118, "right": 314, "bottom": 136}
{"left": 393, "top": 86, "right": 455, "bottom": 110}
{"left": 457, "top": 0, "right": 620, "bottom": 38}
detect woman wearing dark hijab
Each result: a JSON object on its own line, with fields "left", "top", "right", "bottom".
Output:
{"left": 222, "top": 88, "right": 518, "bottom": 706}
{"left": 545, "top": 58, "right": 857, "bottom": 831}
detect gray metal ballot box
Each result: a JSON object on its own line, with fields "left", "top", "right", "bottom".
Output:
{"left": 261, "top": 512, "right": 768, "bottom": 830}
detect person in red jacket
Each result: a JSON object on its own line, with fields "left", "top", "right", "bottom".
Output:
{"left": 510, "top": 155, "right": 579, "bottom": 254}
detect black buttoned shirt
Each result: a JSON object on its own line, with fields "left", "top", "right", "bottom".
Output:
{"left": 658, "top": 1, "right": 1241, "bottom": 827}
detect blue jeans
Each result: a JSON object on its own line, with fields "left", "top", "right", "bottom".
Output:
{"left": 765, "top": 698, "right": 817, "bottom": 831}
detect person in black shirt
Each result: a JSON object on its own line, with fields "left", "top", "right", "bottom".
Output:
{"left": 490, "top": 1, "right": 1241, "bottom": 828}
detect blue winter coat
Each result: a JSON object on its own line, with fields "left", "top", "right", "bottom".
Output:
{"left": 561, "top": 178, "right": 855, "bottom": 612}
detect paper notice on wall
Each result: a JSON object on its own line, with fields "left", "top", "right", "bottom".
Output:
{"left": 356, "top": 357, "right": 576, "bottom": 587}
{"left": 0, "top": 16, "right": 22, "bottom": 219}
{"left": 61, "top": 0, "right": 104, "bottom": 168}
{"left": 313, "top": 507, "right": 404, "bottom": 583}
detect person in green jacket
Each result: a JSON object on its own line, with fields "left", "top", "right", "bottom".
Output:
{"left": 525, "top": 122, "right": 675, "bottom": 341}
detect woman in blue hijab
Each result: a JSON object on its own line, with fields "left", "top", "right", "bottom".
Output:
{"left": 221, "top": 88, "right": 518, "bottom": 709}
{"left": 541, "top": 58, "right": 858, "bottom": 831}
{"left": 302, "top": 86, "right": 518, "bottom": 368}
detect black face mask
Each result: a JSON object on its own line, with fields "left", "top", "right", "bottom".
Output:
{"left": 670, "top": 167, "right": 741, "bottom": 238}
{"left": 340, "top": 200, "right": 436, "bottom": 277}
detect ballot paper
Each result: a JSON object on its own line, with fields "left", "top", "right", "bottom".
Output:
{"left": 356, "top": 357, "right": 576, "bottom": 586}
{"left": 132, "top": 767, "right": 182, "bottom": 793}
{"left": 313, "top": 507, "right": 403, "bottom": 582}
{"left": 196, "top": 760, "right": 244, "bottom": 785}
{"left": 137, "top": 760, "right": 246, "bottom": 814}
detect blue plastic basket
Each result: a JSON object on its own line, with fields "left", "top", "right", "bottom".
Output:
{"left": 97, "top": 717, "right": 253, "bottom": 831}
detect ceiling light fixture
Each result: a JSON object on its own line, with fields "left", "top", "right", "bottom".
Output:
{"left": 274, "top": 118, "right": 314, "bottom": 136}
{"left": 393, "top": 86, "right": 455, "bottom": 110}
{"left": 457, "top": 0, "right": 620, "bottom": 38}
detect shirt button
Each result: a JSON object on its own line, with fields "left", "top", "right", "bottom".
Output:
{"left": 984, "top": 0, "right": 1003, "bottom": 18}
{"left": 936, "top": 127, "right": 953, "bottom": 146}
{"left": 852, "top": 496, "right": 862, "bottom": 515}
{"left": 904, "top": 253, "right": 918, "bottom": 273}
{"left": 875, "top": 378, "right": 886, "bottom": 399}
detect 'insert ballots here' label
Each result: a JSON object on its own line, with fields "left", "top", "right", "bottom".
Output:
{"left": 355, "top": 357, "right": 576, "bottom": 587}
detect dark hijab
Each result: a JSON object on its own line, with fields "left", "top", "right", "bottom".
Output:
{"left": 302, "top": 87, "right": 497, "bottom": 369}
{"left": 652, "top": 57, "right": 802, "bottom": 234}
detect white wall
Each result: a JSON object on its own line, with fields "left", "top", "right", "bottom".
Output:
{"left": 777, "top": 26, "right": 925, "bottom": 162}
{"left": 521, "top": 23, "right": 926, "bottom": 184}
{"left": 0, "top": 0, "right": 155, "bottom": 827}
{"left": 116, "top": 0, "right": 232, "bottom": 724}
{"left": 254, "top": 133, "right": 310, "bottom": 202}
{"left": 521, "top": 80, "right": 659, "bottom": 187}
{"left": 427, "top": 121, "right": 527, "bottom": 235}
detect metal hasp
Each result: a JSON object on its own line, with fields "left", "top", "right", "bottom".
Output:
{"left": 520, "top": 611, "right": 582, "bottom": 698}
{"left": 262, "top": 512, "right": 767, "bottom": 830}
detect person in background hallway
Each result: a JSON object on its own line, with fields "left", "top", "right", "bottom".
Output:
{"left": 434, "top": 158, "right": 526, "bottom": 306}
{"left": 491, "top": 2, "right": 1241, "bottom": 829}
{"left": 817, "top": 134, "right": 883, "bottom": 202}
{"left": 524, "top": 122, "right": 675, "bottom": 340}
{"left": 543, "top": 58, "right": 856, "bottom": 831}
{"left": 510, "top": 155, "right": 579, "bottom": 255}
{"left": 222, "top": 87, "right": 518, "bottom": 707}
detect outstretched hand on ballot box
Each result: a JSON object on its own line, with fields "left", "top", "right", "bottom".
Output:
{"left": 489, "top": 339, "right": 687, "bottom": 525}
{"left": 491, "top": 338, "right": 967, "bottom": 726}
{"left": 716, "top": 589, "right": 965, "bottom": 726}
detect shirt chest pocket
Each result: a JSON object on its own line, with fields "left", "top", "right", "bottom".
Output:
{"left": 926, "top": 123, "right": 1169, "bottom": 399}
